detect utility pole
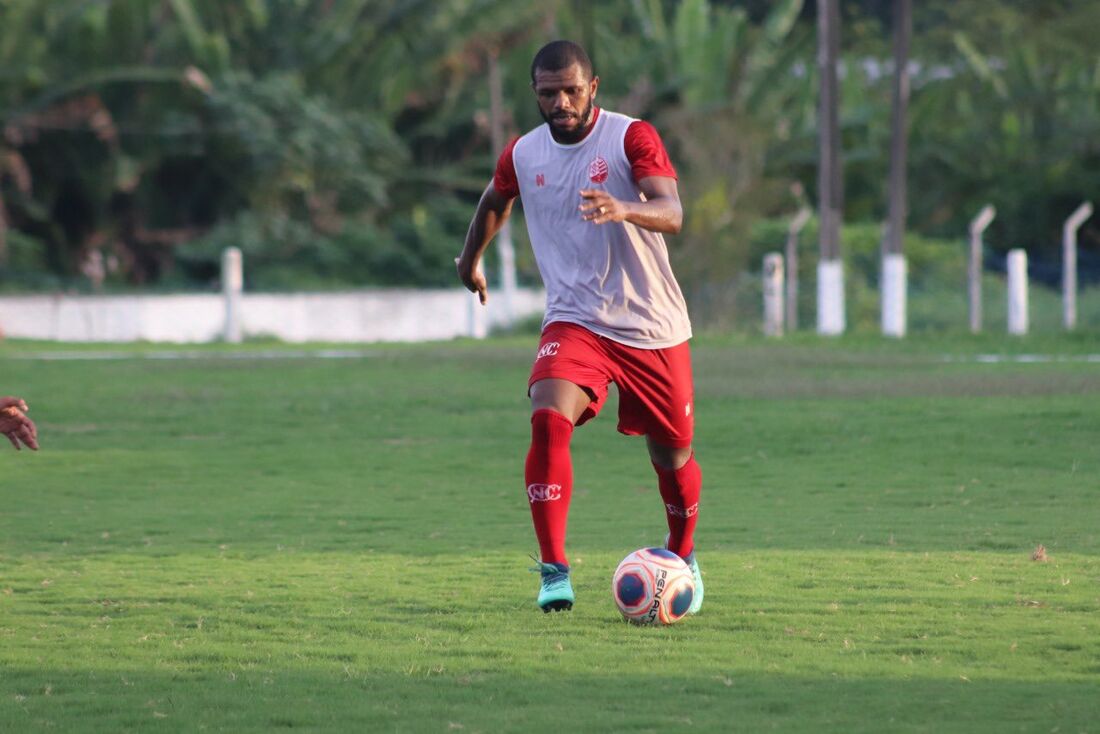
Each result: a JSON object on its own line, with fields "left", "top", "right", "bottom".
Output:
{"left": 575, "top": 0, "right": 596, "bottom": 71}
{"left": 882, "top": 0, "right": 911, "bottom": 337}
{"left": 785, "top": 205, "right": 812, "bottom": 333}
{"left": 968, "top": 205, "right": 996, "bottom": 333}
{"left": 0, "top": 191, "right": 8, "bottom": 266}
{"left": 488, "top": 48, "right": 517, "bottom": 326}
{"left": 816, "top": 0, "right": 844, "bottom": 335}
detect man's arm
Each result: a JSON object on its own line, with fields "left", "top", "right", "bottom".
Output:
{"left": 577, "top": 176, "right": 683, "bottom": 235}
{"left": 455, "top": 182, "right": 515, "bottom": 305}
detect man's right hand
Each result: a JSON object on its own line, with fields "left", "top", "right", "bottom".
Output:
{"left": 455, "top": 257, "right": 489, "bottom": 305}
{"left": 457, "top": 181, "right": 514, "bottom": 307}
{"left": 0, "top": 397, "right": 39, "bottom": 451}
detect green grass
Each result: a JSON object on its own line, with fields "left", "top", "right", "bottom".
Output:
{"left": 2, "top": 334, "right": 1099, "bottom": 732}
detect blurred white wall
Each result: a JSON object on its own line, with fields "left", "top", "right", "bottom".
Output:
{"left": 0, "top": 289, "right": 545, "bottom": 343}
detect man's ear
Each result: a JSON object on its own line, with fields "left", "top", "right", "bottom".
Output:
{"left": 590, "top": 75, "right": 600, "bottom": 98}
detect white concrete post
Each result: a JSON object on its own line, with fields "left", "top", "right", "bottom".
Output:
{"left": 817, "top": 260, "right": 845, "bottom": 335}
{"left": 1063, "top": 202, "right": 1093, "bottom": 331}
{"left": 499, "top": 224, "right": 517, "bottom": 328}
{"left": 968, "top": 205, "right": 996, "bottom": 333}
{"left": 1007, "top": 249, "right": 1028, "bottom": 335}
{"left": 881, "top": 253, "right": 907, "bottom": 337}
{"left": 488, "top": 48, "right": 518, "bottom": 328}
{"left": 816, "top": 0, "right": 844, "bottom": 337}
{"left": 881, "top": 0, "right": 911, "bottom": 339}
{"left": 763, "top": 253, "right": 785, "bottom": 337}
{"left": 221, "top": 247, "right": 243, "bottom": 343}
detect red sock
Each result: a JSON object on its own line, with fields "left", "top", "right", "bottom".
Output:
{"left": 654, "top": 454, "right": 702, "bottom": 559}
{"left": 525, "top": 409, "right": 574, "bottom": 566}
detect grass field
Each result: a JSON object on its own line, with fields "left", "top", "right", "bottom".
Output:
{"left": 2, "top": 332, "right": 1099, "bottom": 732}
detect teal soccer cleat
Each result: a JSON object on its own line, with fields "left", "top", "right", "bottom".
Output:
{"left": 682, "top": 551, "right": 704, "bottom": 614}
{"left": 665, "top": 535, "right": 704, "bottom": 614}
{"left": 531, "top": 560, "right": 574, "bottom": 612}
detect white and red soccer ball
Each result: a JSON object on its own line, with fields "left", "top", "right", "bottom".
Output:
{"left": 611, "top": 548, "right": 695, "bottom": 625}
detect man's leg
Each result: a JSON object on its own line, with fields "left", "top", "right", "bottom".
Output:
{"left": 648, "top": 439, "right": 704, "bottom": 614}
{"left": 647, "top": 440, "right": 700, "bottom": 559}
{"left": 526, "top": 378, "right": 591, "bottom": 566}
{"left": 526, "top": 378, "right": 591, "bottom": 611}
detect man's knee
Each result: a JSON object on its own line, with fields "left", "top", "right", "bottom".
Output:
{"left": 647, "top": 438, "right": 693, "bottom": 470}
{"left": 530, "top": 378, "right": 590, "bottom": 423}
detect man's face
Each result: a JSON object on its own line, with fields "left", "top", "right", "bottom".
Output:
{"left": 533, "top": 63, "right": 599, "bottom": 143}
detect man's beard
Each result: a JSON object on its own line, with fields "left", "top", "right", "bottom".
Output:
{"left": 541, "top": 98, "right": 594, "bottom": 143}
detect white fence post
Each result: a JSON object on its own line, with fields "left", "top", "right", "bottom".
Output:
{"left": 222, "top": 247, "right": 243, "bottom": 343}
{"left": 968, "top": 204, "right": 996, "bottom": 334}
{"left": 881, "top": 253, "right": 907, "bottom": 338}
{"left": 499, "top": 224, "right": 517, "bottom": 328}
{"left": 1007, "top": 249, "right": 1028, "bottom": 335}
{"left": 763, "top": 253, "right": 784, "bottom": 337}
{"left": 1063, "top": 202, "right": 1093, "bottom": 331}
{"left": 817, "top": 260, "right": 845, "bottom": 336}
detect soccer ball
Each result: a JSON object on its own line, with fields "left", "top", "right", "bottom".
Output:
{"left": 611, "top": 548, "right": 695, "bottom": 625}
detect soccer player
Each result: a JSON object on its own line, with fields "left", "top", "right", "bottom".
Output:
{"left": 456, "top": 40, "right": 702, "bottom": 613}
{"left": 1, "top": 396, "right": 39, "bottom": 451}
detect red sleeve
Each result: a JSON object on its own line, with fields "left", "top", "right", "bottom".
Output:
{"left": 624, "top": 121, "right": 677, "bottom": 182}
{"left": 493, "top": 136, "right": 521, "bottom": 199}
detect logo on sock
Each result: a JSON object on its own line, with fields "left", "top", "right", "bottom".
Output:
{"left": 665, "top": 502, "right": 698, "bottom": 519}
{"left": 536, "top": 342, "right": 560, "bottom": 360}
{"left": 527, "top": 483, "right": 562, "bottom": 503}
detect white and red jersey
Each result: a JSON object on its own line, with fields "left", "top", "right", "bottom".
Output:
{"left": 494, "top": 108, "right": 692, "bottom": 349}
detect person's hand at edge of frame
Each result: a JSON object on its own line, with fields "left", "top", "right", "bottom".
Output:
{"left": 0, "top": 396, "right": 39, "bottom": 451}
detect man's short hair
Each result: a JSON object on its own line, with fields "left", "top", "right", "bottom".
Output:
{"left": 530, "top": 40, "right": 594, "bottom": 83}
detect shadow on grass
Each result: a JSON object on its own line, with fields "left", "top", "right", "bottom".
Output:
{"left": 2, "top": 668, "right": 1096, "bottom": 733}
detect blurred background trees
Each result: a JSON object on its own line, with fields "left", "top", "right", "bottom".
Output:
{"left": 1, "top": 0, "right": 1097, "bottom": 324}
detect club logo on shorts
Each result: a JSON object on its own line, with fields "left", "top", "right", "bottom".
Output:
{"left": 588, "top": 156, "right": 609, "bottom": 184}
{"left": 528, "top": 483, "right": 563, "bottom": 503}
{"left": 536, "top": 342, "right": 560, "bottom": 360}
{"left": 665, "top": 502, "right": 698, "bottom": 519}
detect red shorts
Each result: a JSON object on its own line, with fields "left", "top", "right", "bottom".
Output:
{"left": 528, "top": 321, "right": 695, "bottom": 448}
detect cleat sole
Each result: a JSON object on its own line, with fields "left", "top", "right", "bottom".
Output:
{"left": 540, "top": 600, "right": 573, "bottom": 613}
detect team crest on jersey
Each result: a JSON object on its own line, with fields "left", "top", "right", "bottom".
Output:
{"left": 588, "top": 156, "right": 609, "bottom": 183}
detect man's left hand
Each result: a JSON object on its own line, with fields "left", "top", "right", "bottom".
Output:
{"left": 579, "top": 189, "right": 627, "bottom": 225}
